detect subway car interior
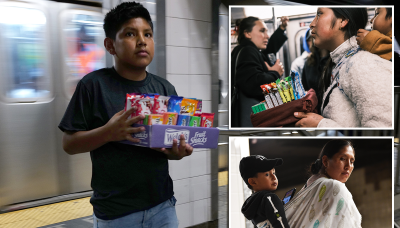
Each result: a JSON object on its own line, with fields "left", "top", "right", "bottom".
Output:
{"left": 0, "top": 0, "right": 397, "bottom": 227}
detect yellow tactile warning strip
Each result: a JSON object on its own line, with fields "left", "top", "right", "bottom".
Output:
{"left": 0, "top": 171, "right": 229, "bottom": 228}
{"left": 0, "top": 197, "right": 92, "bottom": 228}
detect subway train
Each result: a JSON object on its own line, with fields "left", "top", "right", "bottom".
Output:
{"left": 0, "top": 0, "right": 394, "bottom": 215}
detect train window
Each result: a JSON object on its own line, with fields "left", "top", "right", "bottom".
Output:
{"left": 61, "top": 11, "right": 105, "bottom": 97}
{"left": 0, "top": 6, "right": 51, "bottom": 102}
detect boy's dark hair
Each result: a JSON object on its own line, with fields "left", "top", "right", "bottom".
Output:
{"left": 385, "top": 8, "right": 392, "bottom": 20}
{"left": 103, "top": 1, "right": 153, "bottom": 40}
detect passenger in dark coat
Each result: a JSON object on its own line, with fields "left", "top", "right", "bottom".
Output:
{"left": 231, "top": 16, "right": 287, "bottom": 127}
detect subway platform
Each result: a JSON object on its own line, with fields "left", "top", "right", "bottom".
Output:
{"left": 0, "top": 172, "right": 228, "bottom": 228}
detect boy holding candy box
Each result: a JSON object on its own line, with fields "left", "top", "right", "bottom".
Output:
{"left": 58, "top": 2, "right": 193, "bottom": 227}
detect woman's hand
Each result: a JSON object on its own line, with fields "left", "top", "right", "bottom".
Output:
{"left": 153, "top": 134, "right": 193, "bottom": 160}
{"left": 265, "top": 59, "right": 284, "bottom": 76}
{"left": 279, "top": 16, "right": 289, "bottom": 30}
{"left": 294, "top": 112, "right": 323, "bottom": 127}
{"left": 356, "top": 29, "right": 370, "bottom": 45}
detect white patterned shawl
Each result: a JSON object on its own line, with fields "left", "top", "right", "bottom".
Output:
{"left": 284, "top": 176, "right": 361, "bottom": 228}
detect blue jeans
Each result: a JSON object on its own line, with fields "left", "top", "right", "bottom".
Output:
{"left": 93, "top": 196, "right": 179, "bottom": 228}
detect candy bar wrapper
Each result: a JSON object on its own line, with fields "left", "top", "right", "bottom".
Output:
{"left": 289, "top": 74, "right": 299, "bottom": 100}
{"left": 180, "top": 98, "right": 198, "bottom": 116}
{"left": 125, "top": 93, "right": 142, "bottom": 112}
{"left": 163, "top": 112, "right": 178, "bottom": 125}
{"left": 153, "top": 95, "right": 170, "bottom": 114}
{"left": 266, "top": 84, "right": 279, "bottom": 107}
{"left": 293, "top": 71, "right": 306, "bottom": 98}
{"left": 149, "top": 114, "right": 164, "bottom": 125}
{"left": 189, "top": 116, "right": 201, "bottom": 127}
{"left": 264, "top": 94, "right": 275, "bottom": 109}
{"left": 143, "top": 93, "right": 159, "bottom": 108}
{"left": 167, "top": 95, "right": 183, "bottom": 113}
{"left": 280, "top": 81, "right": 292, "bottom": 102}
{"left": 200, "top": 113, "right": 214, "bottom": 128}
{"left": 272, "top": 88, "right": 283, "bottom": 105}
{"left": 285, "top": 77, "right": 296, "bottom": 100}
{"left": 177, "top": 115, "right": 191, "bottom": 126}
{"left": 275, "top": 79, "right": 287, "bottom": 103}
{"left": 194, "top": 99, "right": 202, "bottom": 115}
{"left": 143, "top": 115, "right": 149, "bottom": 125}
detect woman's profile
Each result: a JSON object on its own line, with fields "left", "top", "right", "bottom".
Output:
{"left": 284, "top": 139, "right": 361, "bottom": 228}
{"left": 294, "top": 8, "right": 392, "bottom": 128}
{"left": 231, "top": 16, "right": 286, "bottom": 127}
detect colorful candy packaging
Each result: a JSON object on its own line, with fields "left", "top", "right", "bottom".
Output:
{"left": 270, "top": 83, "right": 284, "bottom": 105}
{"left": 125, "top": 93, "right": 142, "bottom": 112}
{"left": 193, "top": 98, "right": 202, "bottom": 115}
{"left": 266, "top": 84, "right": 279, "bottom": 107}
{"left": 180, "top": 98, "right": 198, "bottom": 116}
{"left": 148, "top": 114, "right": 164, "bottom": 125}
{"left": 200, "top": 113, "right": 214, "bottom": 128}
{"left": 275, "top": 79, "right": 287, "bottom": 103}
{"left": 285, "top": 76, "right": 296, "bottom": 100}
{"left": 143, "top": 115, "right": 149, "bottom": 125}
{"left": 167, "top": 96, "right": 183, "bottom": 113}
{"left": 143, "top": 93, "right": 159, "bottom": 107}
{"left": 163, "top": 112, "right": 178, "bottom": 125}
{"left": 279, "top": 80, "right": 292, "bottom": 102}
{"left": 189, "top": 116, "right": 201, "bottom": 127}
{"left": 177, "top": 115, "right": 191, "bottom": 126}
{"left": 260, "top": 84, "right": 275, "bottom": 109}
{"left": 293, "top": 71, "right": 306, "bottom": 98}
{"left": 153, "top": 95, "right": 170, "bottom": 114}
{"left": 289, "top": 74, "right": 299, "bottom": 100}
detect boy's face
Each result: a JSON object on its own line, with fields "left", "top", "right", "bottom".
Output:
{"left": 249, "top": 168, "right": 278, "bottom": 192}
{"left": 112, "top": 17, "right": 154, "bottom": 69}
{"left": 371, "top": 8, "right": 391, "bottom": 35}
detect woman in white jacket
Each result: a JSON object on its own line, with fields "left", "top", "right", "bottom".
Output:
{"left": 285, "top": 139, "right": 361, "bottom": 228}
{"left": 294, "top": 8, "right": 392, "bottom": 128}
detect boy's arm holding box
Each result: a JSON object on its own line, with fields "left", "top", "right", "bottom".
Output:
{"left": 357, "top": 29, "right": 392, "bottom": 61}
{"left": 63, "top": 108, "right": 145, "bottom": 155}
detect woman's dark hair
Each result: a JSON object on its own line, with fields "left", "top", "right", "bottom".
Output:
{"left": 385, "top": 8, "right": 392, "bottom": 20}
{"left": 103, "top": 1, "right": 153, "bottom": 40}
{"left": 320, "top": 8, "right": 368, "bottom": 95}
{"left": 309, "top": 139, "right": 355, "bottom": 175}
{"left": 237, "top": 16, "right": 260, "bottom": 45}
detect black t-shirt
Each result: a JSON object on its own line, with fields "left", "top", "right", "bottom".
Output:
{"left": 58, "top": 67, "right": 177, "bottom": 220}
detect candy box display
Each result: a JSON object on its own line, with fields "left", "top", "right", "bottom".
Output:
{"left": 119, "top": 124, "right": 220, "bottom": 148}
{"left": 121, "top": 92, "right": 219, "bottom": 148}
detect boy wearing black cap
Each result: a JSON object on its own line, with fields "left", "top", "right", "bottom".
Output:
{"left": 240, "top": 155, "right": 290, "bottom": 228}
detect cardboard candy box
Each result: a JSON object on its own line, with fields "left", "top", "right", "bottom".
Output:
{"left": 120, "top": 124, "right": 219, "bottom": 149}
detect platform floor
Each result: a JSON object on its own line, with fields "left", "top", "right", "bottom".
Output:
{"left": 0, "top": 171, "right": 228, "bottom": 228}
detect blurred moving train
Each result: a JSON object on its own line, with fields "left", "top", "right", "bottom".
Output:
{"left": 0, "top": 0, "right": 393, "bottom": 213}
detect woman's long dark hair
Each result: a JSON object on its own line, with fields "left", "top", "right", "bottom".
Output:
{"left": 319, "top": 8, "right": 368, "bottom": 99}
{"left": 309, "top": 139, "right": 355, "bottom": 175}
{"left": 237, "top": 16, "right": 260, "bottom": 45}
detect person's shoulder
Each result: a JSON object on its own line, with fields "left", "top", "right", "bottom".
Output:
{"left": 148, "top": 73, "right": 174, "bottom": 87}
{"left": 346, "top": 50, "right": 392, "bottom": 77}
{"left": 80, "top": 68, "right": 114, "bottom": 85}
{"left": 318, "top": 178, "right": 351, "bottom": 195}
{"left": 147, "top": 72, "right": 177, "bottom": 94}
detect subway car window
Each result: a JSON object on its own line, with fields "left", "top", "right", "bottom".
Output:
{"left": 0, "top": 6, "right": 50, "bottom": 101}
{"left": 62, "top": 11, "right": 105, "bottom": 97}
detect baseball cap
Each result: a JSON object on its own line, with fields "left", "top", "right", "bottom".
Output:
{"left": 239, "top": 155, "right": 283, "bottom": 187}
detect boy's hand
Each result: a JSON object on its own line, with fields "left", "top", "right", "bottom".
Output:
{"left": 265, "top": 59, "right": 284, "bottom": 76}
{"left": 153, "top": 134, "right": 193, "bottom": 160}
{"left": 104, "top": 107, "right": 146, "bottom": 143}
{"left": 356, "top": 29, "right": 370, "bottom": 45}
{"left": 294, "top": 112, "right": 323, "bottom": 128}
